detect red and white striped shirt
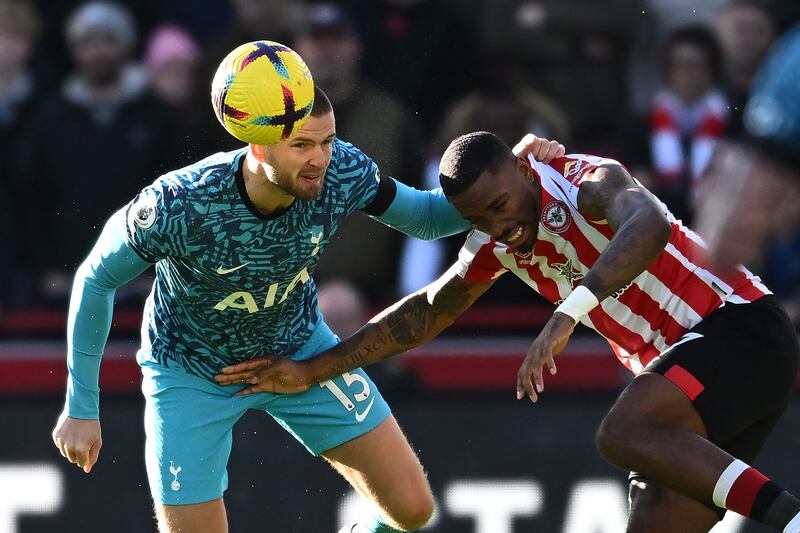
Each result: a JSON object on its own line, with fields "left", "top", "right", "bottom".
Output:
{"left": 455, "top": 154, "right": 771, "bottom": 374}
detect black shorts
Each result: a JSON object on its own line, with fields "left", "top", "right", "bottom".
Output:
{"left": 630, "top": 296, "right": 799, "bottom": 518}
{"left": 647, "top": 295, "right": 799, "bottom": 461}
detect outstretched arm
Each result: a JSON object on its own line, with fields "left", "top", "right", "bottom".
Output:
{"left": 518, "top": 164, "right": 672, "bottom": 402}
{"left": 215, "top": 265, "right": 495, "bottom": 394}
{"left": 364, "top": 179, "right": 471, "bottom": 240}
{"left": 306, "top": 265, "right": 493, "bottom": 383}
{"left": 363, "top": 135, "right": 565, "bottom": 240}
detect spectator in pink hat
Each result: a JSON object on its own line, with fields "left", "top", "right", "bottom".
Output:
{"left": 145, "top": 24, "right": 200, "bottom": 109}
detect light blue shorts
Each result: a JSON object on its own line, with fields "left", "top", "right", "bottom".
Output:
{"left": 140, "top": 322, "right": 391, "bottom": 505}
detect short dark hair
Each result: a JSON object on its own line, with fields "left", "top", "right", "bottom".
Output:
{"left": 439, "top": 131, "right": 514, "bottom": 197}
{"left": 310, "top": 85, "right": 333, "bottom": 117}
{"left": 662, "top": 25, "right": 723, "bottom": 82}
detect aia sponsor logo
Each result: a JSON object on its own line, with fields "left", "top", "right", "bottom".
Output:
{"left": 541, "top": 200, "right": 571, "bottom": 234}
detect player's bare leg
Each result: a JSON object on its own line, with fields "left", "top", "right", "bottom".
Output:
{"left": 596, "top": 372, "right": 800, "bottom": 531}
{"left": 627, "top": 478, "right": 721, "bottom": 533}
{"left": 323, "top": 415, "right": 434, "bottom": 532}
{"left": 596, "top": 372, "right": 725, "bottom": 504}
{"left": 155, "top": 498, "right": 228, "bottom": 533}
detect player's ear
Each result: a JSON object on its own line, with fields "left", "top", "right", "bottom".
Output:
{"left": 249, "top": 144, "right": 267, "bottom": 163}
{"left": 517, "top": 157, "right": 533, "bottom": 179}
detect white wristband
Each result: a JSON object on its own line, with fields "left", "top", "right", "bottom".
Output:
{"left": 555, "top": 285, "right": 599, "bottom": 322}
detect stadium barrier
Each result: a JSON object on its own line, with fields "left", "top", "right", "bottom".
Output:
{"left": 2, "top": 392, "right": 798, "bottom": 532}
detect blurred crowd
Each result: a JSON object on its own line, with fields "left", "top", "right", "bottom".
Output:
{"left": 2, "top": 0, "right": 800, "bottom": 329}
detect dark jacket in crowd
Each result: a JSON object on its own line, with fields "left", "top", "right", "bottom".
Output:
{"left": 17, "top": 69, "right": 181, "bottom": 281}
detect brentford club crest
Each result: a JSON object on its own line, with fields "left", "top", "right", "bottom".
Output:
{"left": 541, "top": 200, "right": 571, "bottom": 234}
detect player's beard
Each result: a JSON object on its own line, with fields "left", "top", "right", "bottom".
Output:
{"left": 266, "top": 158, "right": 325, "bottom": 201}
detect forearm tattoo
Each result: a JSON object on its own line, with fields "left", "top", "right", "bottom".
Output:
{"left": 322, "top": 328, "right": 394, "bottom": 379}
{"left": 317, "top": 277, "right": 478, "bottom": 381}
{"left": 388, "top": 280, "right": 473, "bottom": 345}
{"left": 386, "top": 297, "right": 438, "bottom": 346}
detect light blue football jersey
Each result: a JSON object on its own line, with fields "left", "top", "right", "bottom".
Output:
{"left": 745, "top": 24, "right": 800, "bottom": 163}
{"left": 125, "top": 139, "right": 380, "bottom": 380}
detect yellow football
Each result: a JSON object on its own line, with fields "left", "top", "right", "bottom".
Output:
{"left": 211, "top": 40, "right": 315, "bottom": 145}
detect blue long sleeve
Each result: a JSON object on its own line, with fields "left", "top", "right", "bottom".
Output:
{"left": 744, "top": 24, "right": 800, "bottom": 166}
{"left": 66, "top": 209, "right": 152, "bottom": 419}
{"left": 370, "top": 180, "right": 470, "bottom": 240}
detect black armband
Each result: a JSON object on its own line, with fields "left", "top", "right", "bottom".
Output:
{"left": 361, "top": 176, "right": 398, "bottom": 216}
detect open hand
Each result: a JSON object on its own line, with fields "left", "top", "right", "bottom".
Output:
{"left": 214, "top": 356, "right": 314, "bottom": 395}
{"left": 517, "top": 312, "right": 576, "bottom": 403}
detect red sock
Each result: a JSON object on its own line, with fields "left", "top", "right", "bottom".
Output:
{"left": 713, "top": 459, "right": 797, "bottom": 527}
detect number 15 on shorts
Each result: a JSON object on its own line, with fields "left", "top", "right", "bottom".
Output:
{"left": 320, "top": 372, "right": 375, "bottom": 422}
